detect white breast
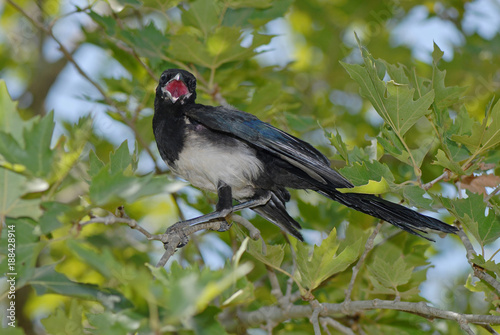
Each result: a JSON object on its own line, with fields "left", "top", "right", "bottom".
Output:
{"left": 170, "top": 132, "right": 263, "bottom": 199}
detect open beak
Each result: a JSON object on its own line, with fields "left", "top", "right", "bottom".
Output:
{"left": 161, "top": 73, "right": 191, "bottom": 103}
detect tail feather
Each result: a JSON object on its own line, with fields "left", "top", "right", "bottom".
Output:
{"left": 319, "top": 190, "right": 457, "bottom": 241}
{"left": 252, "top": 193, "right": 304, "bottom": 241}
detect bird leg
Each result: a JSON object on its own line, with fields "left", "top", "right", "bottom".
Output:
{"left": 163, "top": 190, "right": 271, "bottom": 249}
{"left": 215, "top": 181, "right": 233, "bottom": 232}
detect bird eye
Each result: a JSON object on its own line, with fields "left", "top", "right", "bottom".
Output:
{"left": 160, "top": 74, "right": 166, "bottom": 82}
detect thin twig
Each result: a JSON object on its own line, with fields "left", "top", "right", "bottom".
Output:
{"left": 481, "top": 324, "right": 500, "bottom": 335}
{"left": 458, "top": 319, "right": 476, "bottom": 335}
{"left": 232, "top": 215, "right": 261, "bottom": 240}
{"left": 485, "top": 184, "right": 500, "bottom": 203}
{"left": 345, "top": 221, "right": 383, "bottom": 302}
{"left": 7, "top": 0, "right": 162, "bottom": 173}
{"left": 266, "top": 266, "right": 284, "bottom": 300}
{"left": 320, "top": 317, "right": 355, "bottom": 335}
{"left": 423, "top": 170, "right": 451, "bottom": 190}
{"left": 80, "top": 214, "right": 157, "bottom": 240}
{"left": 283, "top": 234, "right": 299, "bottom": 303}
{"left": 310, "top": 300, "right": 323, "bottom": 335}
{"left": 457, "top": 228, "right": 500, "bottom": 295}
{"left": 114, "top": 40, "right": 158, "bottom": 80}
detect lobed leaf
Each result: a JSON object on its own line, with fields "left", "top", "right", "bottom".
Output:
{"left": 294, "top": 228, "right": 364, "bottom": 293}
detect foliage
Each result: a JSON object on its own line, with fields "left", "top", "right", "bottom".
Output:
{"left": 1, "top": 0, "right": 500, "bottom": 334}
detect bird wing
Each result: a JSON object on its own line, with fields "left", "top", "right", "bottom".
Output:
{"left": 185, "top": 104, "right": 353, "bottom": 188}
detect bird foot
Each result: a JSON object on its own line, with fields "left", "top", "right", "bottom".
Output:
{"left": 163, "top": 226, "right": 190, "bottom": 249}
{"left": 217, "top": 219, "right": 232, "bottom": 232}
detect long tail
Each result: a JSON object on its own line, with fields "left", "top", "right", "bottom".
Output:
{"left": 319, "top": 190, "right": 457, "bottom": 241}
{"left": 252, "top": 193, "right": 304, "bottom": 241}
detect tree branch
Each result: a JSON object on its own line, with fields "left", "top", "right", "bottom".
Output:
{"left": 310, "top": 300, "right": 325, "bottom": 335}
{"left": 80, "top": 209, "right": 262, "bottom": 268}
{"left": 155, "top": 220, "right": 227, "bottom": 267}
{"left": 422, "top": 170, "right": 451, "bottom": 190}
{"left": 235, "top": 299, "right": 500, "bottom": 330}
{"left": 80, "top": 212, "right": 157, "bottom": 240}
{"left": 457, "top": 228, "right": 500, "bottom": 296}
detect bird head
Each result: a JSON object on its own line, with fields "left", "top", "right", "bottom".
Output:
{"left": 156, "top": 69, "right": 197, "bottom": 105}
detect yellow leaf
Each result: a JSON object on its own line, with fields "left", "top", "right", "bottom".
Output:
{"left": 336, "top": 177, "right": 391, "bottom": 194}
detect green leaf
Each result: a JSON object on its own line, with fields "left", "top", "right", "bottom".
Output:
{"left": 0, "top": 168, "right": 42, "bottom": 220}
{"left": 452, "top": 99, "right": 500, "bottom": 156}
{"left": 431, "top": 43, "right": 467, "bottom": 110}
{"left": 432, "top": 149, "right": 464, "bottom": 175}
{"left": 147, "top": 261, "right": 252, "bottom": 321}
{"left": 341, "top": 47, "right": 435, "bottom": 136}
{"left": 109, "top": 141, "right": 132, "bottom": 175}
{"left": 367, "top": 255, "right": 414, "bottom": 292}
{"left": 211, "top": 28, "right": 271, "bottom": 66}
{"left": 339, "top": 160, "right": 395, "bottom": 187}
{"left": 88, "top": 150, "right": 105, "bottom": 177}
{"left": 377, "top": 127, "right": 410, "bottom": 165}
{"left": 86, "top": 311, "right": 140, "bottom": 335}
{"left": 169, "top": 34, "right": 212, "bottom": 67}
{"left": 465, "top": 273, "right": 494, "bottom": 298}
{"left": 246, "top": 238, "right": 285, "bottom": 269}
{"left": 471, "top": 254, "right": 500, "bottom": 279}
{"left": 192, "top": 306, "right": 229, "bottom": 335}
{"left": 384, "top": 62, "right": 411, "bottom": 86}
{"left": 24, "top": 111, "right": 55, "bottom": 176}
{"left": 440, "top": 192, "right": 500, "bottom": 247}
{"left": 67, "top": 241, "right": 118, "bottom": 278}
{"left": 115, "top": 0, "right": 142, "bottom": 8}
{"left": 223, "top": 0, "right": 293, "bottom": 28}
{"left": 0, "top": 328, "right": 26, "bottom": 335}
{"left": 182, "top": 0, "right": 220, "bottom": 38}
{"left": 384, "top": 81, "right": 435, "bottom": 136}
{"left": 0, "top": 80, "right": 27, "bottom": 142}
{"left": 410, "top": 137, "right": 434, "bottom": 168}
{"left": 227, "top": 0, "right": 273, "bottom": 9}
{"left": 118, "top": 23, "right": 169, "bottom": 59}
{"left": 142, "top": 0, "right": 180, "bottom": 11}
{"left": 0, "top": 217, "right": 42, "bottom": 280}
{"left": 0, "top": 112, "right": 56, "bottom": 178}
{"left": 402, "top": 186, "right": 433, "bottom": 210}
{"left": 294, "top": 229, "right": 363, "bottom": 292}
{"left": 169, "top": 28, "right": 271, "bottom": 68}
{"left": 23, "top": 264, "right": 131, "bottom": 311}
{"left": 326, "top": 129, "right": 349, "bottom": 163}
{"left": 0, "top": 132, "right": 28, "bottom": 173}
{"left": 431, "top": 42, "right": 444, "bottom": 63}
{"left": 89, "top": 142, "right": 172, "bottom": 208}
{"left": 38, "top": 202, "right": 71, "bottom": 234}
{"left": 88, "top": 11, "right": 116, "bottom": 35}
{"left": 41, "top": 300, "right": 86, "bottom": 335}
{"left": 53, "top": 116, "right": 93, "bottom": 184}
{"left": 448, "top": 106, "right": 474, "bottom": 138}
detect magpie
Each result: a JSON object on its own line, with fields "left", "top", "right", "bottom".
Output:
{"left": 153, "top": 69, "right": 457, "bottom": 242}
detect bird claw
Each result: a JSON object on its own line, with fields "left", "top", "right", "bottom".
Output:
{"left": 217, "top": 219, "right": 232, "bottom": 232}
{"left": 176, "top": 234, "right": 190, "bottom": 248}
{"left": 163, "top": 225, "right": 190, "bottom": 249}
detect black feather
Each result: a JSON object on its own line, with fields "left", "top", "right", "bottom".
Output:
{"left": 153, "top": 69, "right": 458, "bottom": 241}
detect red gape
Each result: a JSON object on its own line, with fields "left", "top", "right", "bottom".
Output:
{"left": 165, "top": 80, "right": 189, "bottom": 98}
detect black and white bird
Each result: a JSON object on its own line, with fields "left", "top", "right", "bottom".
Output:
{"left": 153, "top": 69, "right": 457, "bottom": 242}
